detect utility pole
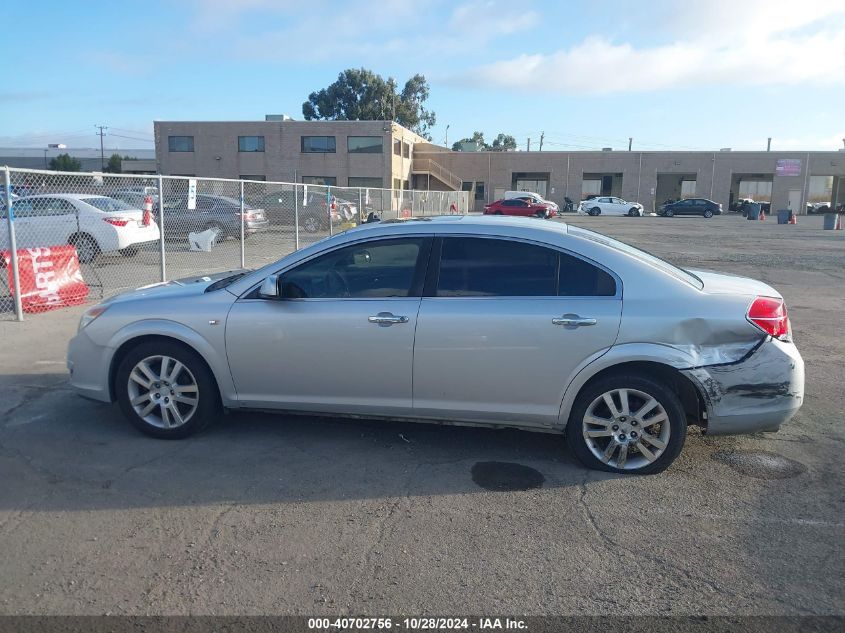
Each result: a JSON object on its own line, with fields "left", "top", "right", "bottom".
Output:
{"left": 767, "top": 137, "right": 772, "bottom": 152}
{"left": 95, "top": 125, "right": 108, "bottom": 170}
{"left": 527, "top": 138, "right": 531, "bottom": 152}
{"left": 445, "top": 124, "right": 449, "bottom": 147}
{"left": 628, "top": 137, "right": 633, "bottom": 151}
{"left": 539, "top": 131, "right": 544, "bottom": 151}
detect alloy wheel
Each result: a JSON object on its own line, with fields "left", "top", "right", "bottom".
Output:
{"left": 127, "top": 355, "right": 199, "bottom": 429}
{"left": 582, "top": 388, "right": 671, "bottom": 470}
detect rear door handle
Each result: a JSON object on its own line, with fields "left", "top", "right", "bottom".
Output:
{"left": 553, "top": 314, "right": 597, "bottom": 327}
{"left": 368, "top": 312, "right": 409, "bottom": 325}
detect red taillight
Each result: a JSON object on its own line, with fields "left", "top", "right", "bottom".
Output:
{"left": 238, "top": 212, "right": 256, "bottom": 221}
{"left": 747, "top": 296, "right": 789, "bottom": 339}
{"left": 102, "top": 217, "right": 131, "bottom": 227}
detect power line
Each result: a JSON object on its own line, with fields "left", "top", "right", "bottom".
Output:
{"left": 95, "top": 125, "right": 108, "bottom": 170}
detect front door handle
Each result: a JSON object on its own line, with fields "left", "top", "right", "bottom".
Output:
{"left": 553, "top": 314, "right": 597, "bottom": 327}
{"left": 368, "top": 312, "right": 409, "bottom": 326}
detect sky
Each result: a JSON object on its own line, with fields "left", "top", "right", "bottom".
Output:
{"left": 3, "top": 0, "right": 845, "bottom": 152}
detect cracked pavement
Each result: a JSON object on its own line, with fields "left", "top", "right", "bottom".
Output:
{"left": 0, "top": 214, "right": 843, "bottom": 615}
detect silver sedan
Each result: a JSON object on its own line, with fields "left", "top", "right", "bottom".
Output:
{"left": 66, "top": 216, "right": 804, "bottom": 474}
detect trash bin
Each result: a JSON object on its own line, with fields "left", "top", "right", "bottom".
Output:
{"left": 824, "top": 213, "right": 840, "bottom": 230}
{"left": 777, "top": 210, "right": 790, "bottom": 224}
{"left": 747, "top": 203, "right": 761, "bottom": 221}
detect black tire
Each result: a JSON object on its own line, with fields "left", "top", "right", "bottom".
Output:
{"left": 69, "top": 233, "right": 100, "bottom": 264}
{"left": 664, "top": 208, "right": 674, "bottom": 217}
{"left": 120, "top": 245, "right": 140, "bottom": 257}
{"left": 703, "top": 209, "right": 714, "bottom": 218}
{"left": 115, "top": 340, "right": 220, "bottom": 439}
{"left": 493, "top": 211, "right": 503, "bottom": 215}
{"left": 590, "top": 207, "right": 601, "bottom": 216}
{"left": 565, "top": 373, "right": 687, "bottom": 475}
{"left": 628, "top": 207, "right": 639, "bottom": 217}
{"left": 302, "top": 214, "right": 322, "bottom": 233}
{"left": 535, "top": 211, "right": 546, "bottom": 218}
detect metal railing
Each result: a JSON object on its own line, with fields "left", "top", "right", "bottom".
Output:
{"left": 411, "top": 159, "right": 463, "bottom": 191}
{"left": 0, "top": 167, "right": 470, "bottom": 321}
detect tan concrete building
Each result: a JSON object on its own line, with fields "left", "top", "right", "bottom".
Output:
{"left": 155, "top": 118, "right": 845, "bottom": 214}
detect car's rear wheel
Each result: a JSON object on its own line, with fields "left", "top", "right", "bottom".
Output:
{"left": 302, "top": 215, "right": 321, "bottom": 233}
{"left": 116, "top": 341, "right": 220, "bottom": 439}
{"left": 664, "top": 208, "right": 674, "bottom": 217}
{"left": 120, "top": 245, "right": 140, "bottom": 257}
{"left": 703, "top": 209, "right": 714, "bottom": 218}
{"left": 69, "top": 233, "right": 100, "bottom": 264}
{"left": 590, "top": 207, "right": 601, "bottom": 216}
{"left": 565, "top": 374, "right": 687, "bottom": 474}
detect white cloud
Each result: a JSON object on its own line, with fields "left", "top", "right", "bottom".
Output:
{"left": 461, "top": 1, "right": 845, "bottom": 93}
{"left": 449, "top": 1, "right": 539, "bottom": 36}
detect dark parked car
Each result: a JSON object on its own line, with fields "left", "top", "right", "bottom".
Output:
{"left": 162, "top": 194, "right": 269, "bottom": 240}
{"left": 252, "top": 190, "right": 357, "bottom": 233}
{"left": 659, "top": 198, "right": 722, "bottom": 218}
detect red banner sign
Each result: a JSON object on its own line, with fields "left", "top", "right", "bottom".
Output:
{"left": 2, "top": 245, "right": 89, "bottom": 313}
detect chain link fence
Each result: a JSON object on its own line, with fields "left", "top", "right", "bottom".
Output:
{"left": 1, "top": 167, "right": 470, "bottom": 320}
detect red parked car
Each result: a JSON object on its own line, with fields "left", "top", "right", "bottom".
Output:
{"left": 484, "top": 198, "right": 553, "bottom": 218}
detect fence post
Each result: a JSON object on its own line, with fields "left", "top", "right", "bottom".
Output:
{"left": 4, "top": 167, "right": 23, "bottom": 321}
{"left": 157, "top": 174, "right": 166, "bottom": 282}
{"left": 239, "top": 180, "right": 245, "bottom": 268}
{"left": 327, "top": 186, "right": 333, "bottom": 236}
{"left": 294, "top": 184, "right": 300, "bottom": 250}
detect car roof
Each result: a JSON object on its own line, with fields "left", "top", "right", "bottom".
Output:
{"left": 17, "top": 193, "right": 106, "bottom": 200}
{"left": 347, "top": 214, "right": 569, "bottom": 235}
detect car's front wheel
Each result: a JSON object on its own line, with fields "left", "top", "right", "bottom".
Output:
{"left": 565, "top": 374, "right": 687, "bottom": 474}
{"left": 116, "top": 341, "right": 220, "bottom": 439}
{"left": 703, "top": 209, "right": 714, "bottom": 218}
{"left": 664, "top": 208, "right": 674, "bottom": 217}
{"left": 628, "top": 207, "right": 640, "bottom": 217}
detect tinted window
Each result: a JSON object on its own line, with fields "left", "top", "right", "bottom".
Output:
{"left": 559, "top": 253, "right": 616, "bottom": 296}
{"left": 168, "top": 136, "right": 194, "bottom": 152}
{"left": 238, "top": 136, "right": 265, "bottom": 152}
{"left": 347, "top": 136, "right": 383, "bottom": 153}
{"left": 301, "top": 136, "right": 336, "bottom": 153}
{"left": 279, "top": 238, "right": 426, "bottom": 299}
{"left": 437, "top": 238, "right": 558, "bottom": 297}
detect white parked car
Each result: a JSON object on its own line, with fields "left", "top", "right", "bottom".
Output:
{"left": 504, "top": 190, "right": 560, "bottom": 214}
{"left": 579, "top": 196, "right": 644, "bottom": 217}
{"left": 0, "top": 194, "right": 160, "bottom": 263}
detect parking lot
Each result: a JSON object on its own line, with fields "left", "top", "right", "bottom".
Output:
{"left": 0, "top": 213, "right": 842, "bottom": 616}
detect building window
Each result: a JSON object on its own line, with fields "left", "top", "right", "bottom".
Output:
{"left": 403, "top": 179, "right": 410, "bottom": 190}
{"left": 238, "top": 136, "right": 265, "bottom": 152}
{"left": 475, "top": 182, "right": 485, "bottom": 200}
{"left": 393, "top": 178, "right": 402, "bottom": 190}
{"left": 301, "top": 176, "right": 337, "bottom": 186}
{"left": 402, "top": 141, "right": 410, "bottom": 159}
{"left": 347, "top": 136, "right": 383, "bottom": 154}
{"left": 301, "top": 136, "right": 336, "bottom": 153}
{"left": 348, "top": 177, "right": 383, "bottom": 188}
{"left": 168, "top": 136, "right": 194, "bottom": 152}
{"left": 393, "top": 139, "right": 402, "bottom": 156}
{"left": 240, "top": 174, "right": 266, "bottom": 181}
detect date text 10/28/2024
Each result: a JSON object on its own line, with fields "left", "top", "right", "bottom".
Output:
{"left": 308, "top": 617, "right": 527, "bottom": 630}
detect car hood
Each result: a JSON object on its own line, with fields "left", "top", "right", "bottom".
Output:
{"left": 101, "top": 270, "right": 248, "bottom": 305}
{"left": 686, "top": 268, "right": 781, "bottom": 298}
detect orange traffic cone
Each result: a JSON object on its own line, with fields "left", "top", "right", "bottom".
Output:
{"left": 142, "top": 195, "right": 153, "bottom": 226}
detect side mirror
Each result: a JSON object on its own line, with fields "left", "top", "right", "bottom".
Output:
{"left": 259, "top": 274, "right": 280, "bottom": 298}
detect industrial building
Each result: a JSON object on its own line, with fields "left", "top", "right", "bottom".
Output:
{"left": 154, "top": 118, "right": 845, "bottom": 214}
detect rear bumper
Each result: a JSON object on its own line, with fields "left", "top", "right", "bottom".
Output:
{"left": 682, "top": 338, "right": 804, "bottom": 435}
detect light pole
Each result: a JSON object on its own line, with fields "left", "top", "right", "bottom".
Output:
{"left": 445, "top": 125, "right": 450, "bottom": 147}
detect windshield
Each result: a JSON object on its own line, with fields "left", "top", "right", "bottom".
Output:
{"left": 569, "top": 226, "right": 703, "bottom": 289}
{"left": 82, "top": 196, "right": 134, "bottom": 212}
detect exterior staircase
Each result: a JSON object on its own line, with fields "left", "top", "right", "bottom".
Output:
{"left": 411, "top": 158, "right": 463, "bottom": 191}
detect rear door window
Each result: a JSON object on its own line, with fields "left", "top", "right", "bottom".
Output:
{"left": 435, "top": 238, "right": 558, "bottom": 297}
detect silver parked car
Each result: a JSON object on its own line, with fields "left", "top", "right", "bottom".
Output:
{"left": 67, "top": 216, "right": 804, "bottom": 474}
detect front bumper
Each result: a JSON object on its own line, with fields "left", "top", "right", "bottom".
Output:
{"left": 67, "top": 329, "right": 113, "bottom": 403}
{"left": 682, "top": 338, "right": 804, "bottom": 435}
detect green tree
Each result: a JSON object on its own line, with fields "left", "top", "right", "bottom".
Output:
{"left": 302, "top": 68, "right": 437, "bottom": 140}
{"left": 452, "top": 131, "right": 488, "bottom": 151}
{"left": 491, "top": 133, "right": 517, "bottom": 151}
{"left": 105, "top": 153, "right": 123, "bottom": 173}
{"left": 49, "top": 153, "right": 81, "bottom": 171}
